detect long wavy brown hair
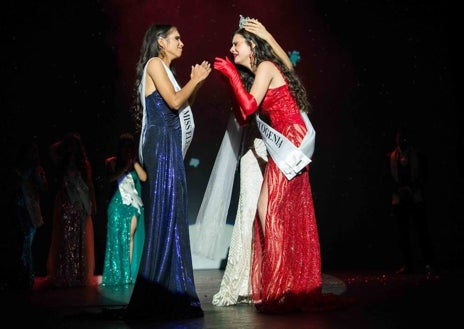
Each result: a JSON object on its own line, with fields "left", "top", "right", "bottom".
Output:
{"left": 234, "top": 28, "right": 312, "bottom": 114}
{"left": 130, "top": 24, "right": 176, "bottom": 133}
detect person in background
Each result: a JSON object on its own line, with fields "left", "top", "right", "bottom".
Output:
{"left": 101, "top": 133, "right": 146, "bottom": 286}
{"left": 125, "top": 23, "right": 211, "bottom": 322}
{"left": 388, "top": 128, "right": 435, "bottom": 275}
{"left": 46, "top": 132, "right": 97, "bottom": 287}
{"left": 7, "top": 141, "right": 48, "bottom": 292}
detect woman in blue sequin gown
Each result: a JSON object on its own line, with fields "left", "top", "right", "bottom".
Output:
{"left": 101, "top": 133, "right": 146, "bottom": 286}
{"left": 125, "top": 24, "right": 211, "bottom": 322}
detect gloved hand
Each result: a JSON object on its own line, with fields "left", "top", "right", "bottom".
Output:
{"left": 214, "top": 57, "right": 258, "bottom": 120}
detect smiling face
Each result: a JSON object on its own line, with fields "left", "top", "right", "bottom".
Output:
{"left": 230, "top": 33, "right": 253, "bottom": 69}
{"left": 159, "top": 27, "right": 184, "bottom": 60}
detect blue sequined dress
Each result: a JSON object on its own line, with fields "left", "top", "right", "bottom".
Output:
{"left": 126, "top": 90, "right": 202, "bottom": 320}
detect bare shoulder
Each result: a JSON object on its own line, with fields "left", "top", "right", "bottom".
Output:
{"left": 257, "top": 60, "right": 278, "bottom": 71}
{"left": 256, "top": 60, "right": 283, "bottom": 85}
{"left": 256, "top": 60, "right": 281, "bottom": 76}
{"left": 146, "top": 57, "right": 165, "bottom": 73}
{"left": 145, "top": 57, "right": 169, "bottom": 94}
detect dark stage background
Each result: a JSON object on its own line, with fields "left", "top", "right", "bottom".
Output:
{"left": 1, "top": 1, "right": 460, "bottom": 275}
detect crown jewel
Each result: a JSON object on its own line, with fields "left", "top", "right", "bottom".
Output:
{"left": 239, "top": 14, "right": 252, "bottom": 29}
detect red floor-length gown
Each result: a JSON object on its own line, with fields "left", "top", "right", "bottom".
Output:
{"left": 251, "top": 82, "right": 324, "bottom": 313}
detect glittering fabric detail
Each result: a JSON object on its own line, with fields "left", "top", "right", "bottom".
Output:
{"left": 261, "top": 84, "right": 305, "bottom": 132}
{"left": 102, "top": 171, "right": 145, "bottom": 286}
{"left": 212, "top": 139, "right": 267, "bottom": 306}
{"left": 251, "top": 83, "right": 324, "bottom": 313}
{"left": 47, "top": 171, "right": 95, "bottom": 288}
{"left": 126, "top": 91, "right": 202, "bottom": 319}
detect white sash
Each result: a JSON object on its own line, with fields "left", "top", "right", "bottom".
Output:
{"left": 139, "top": 58, "right": 195, "bottom": 163}
{"left": 256, "top": 112, "right": 315, "bottom": 180}
{"left": 118, "top": 172, "right": 143, "bottom": 215}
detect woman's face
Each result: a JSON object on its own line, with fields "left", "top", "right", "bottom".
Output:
{"left": 230, "top": 33, "right": 252, "bottom": 68}
{"left": 160, "top": 28, "right": 184, "bottom": 59}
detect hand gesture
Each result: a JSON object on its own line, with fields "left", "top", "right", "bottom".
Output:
{"left": 242, "top": 19, "right": 271, "bottom": 41}
{"left": 190, "top": 60, "right": 212, "bottom": 84}
{"left": 213, "top": 56, "right": 240, "bottom": 82}
{"left": 243, "top": 18, "right": 293, "bottom": 70}
{"left": 214, "top": 56, "right": 258, "bottom": 119}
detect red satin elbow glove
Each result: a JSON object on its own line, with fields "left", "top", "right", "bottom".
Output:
{"left": 214, "top": 57, "right": 258, "bottom": 120}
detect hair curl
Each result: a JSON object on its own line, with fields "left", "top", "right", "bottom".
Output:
{"left": 235, "top": 28, "right": 312, "bottom": 114}
{"left": 131, "top": 24, "right": 176, "bottom": 133}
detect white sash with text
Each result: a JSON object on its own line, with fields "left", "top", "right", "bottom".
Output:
{"left": 256, "top": 112, "right": 316, "bottom": 180}
{"left": 139, "top": 58, "right": 195, "bottom": 162}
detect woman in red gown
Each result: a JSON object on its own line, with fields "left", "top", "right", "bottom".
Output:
{"left": 214, "top": 17, "right": 343, "bottom": 313}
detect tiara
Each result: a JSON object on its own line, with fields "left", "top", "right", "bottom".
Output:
{"left": 239, "top": 14, "right": 252, "bottom": 29}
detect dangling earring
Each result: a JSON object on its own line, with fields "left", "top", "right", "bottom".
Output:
{"left": 249, "top": 52, "right": 255, "bottom": 68}
{"left": 157, "top": 38, "right": 166, "bottom": 58}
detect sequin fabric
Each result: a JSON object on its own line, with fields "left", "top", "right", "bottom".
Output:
{"left": 47, "top": 171, "right": 95, "bottom": 287}
{"left": 251, "top": 84, "right": 323, "bottom": 313}
{"left": 126, "top": 91, "right": 202, "bottom": 320}
{"left": 101, "top": 171, "right": 145, "bottom": 286}
{"left": 212, "top": 140, "right": 267, "bottom": 306}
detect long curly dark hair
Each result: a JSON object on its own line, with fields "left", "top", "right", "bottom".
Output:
{"left": 115, "top": 132, "right": 136, "bottom": 170}
{"left": 55, "top": 132, "right": 91, "bottom": 181}
{"left": 130, "top": 24, "right": 176, "bottom": 133}
{"left": 235, "top": 28, "right": 312, "bottom": 114}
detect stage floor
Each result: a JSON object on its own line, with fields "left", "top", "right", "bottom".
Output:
{"left": 1, "top": 268, "right": 461, "bottom": 328}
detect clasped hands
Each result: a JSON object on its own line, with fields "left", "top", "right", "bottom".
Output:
{"left": 190, "top": 60, "right": 212, "bottom": 83}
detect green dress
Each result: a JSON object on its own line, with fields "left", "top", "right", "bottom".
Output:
{"left": 102, "top": 170, "right": 144, "bottom": 285}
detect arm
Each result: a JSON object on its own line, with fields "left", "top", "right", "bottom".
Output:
{"left": 188, "top": 64, "right": 209, "bottom": 106}
{"left": 214, "top": 58, "right": 275, "bottom": 121}
{"left": 243, "top": 19, "right": 293, "bottom": 70}
{"left": 214, "top": 57, "right": 258, "bottom": 121}
{"left": 146, "top": 58, "right": 211, "bottom": 110}
{"left": 134, "top": 161, "right": 147, "bottom": 182}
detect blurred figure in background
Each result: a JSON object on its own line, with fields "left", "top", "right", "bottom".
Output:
{"left": 46, "top": 132, "right": 97, "bottom": 287}
{"left": 7, "top": 141, "right": 48, "bottom": 292}
{"left": 101, "top": 133, "right": 146, "bottom": 286}
{"left": 388, "top": 128, "right": 435, "bottom": 274}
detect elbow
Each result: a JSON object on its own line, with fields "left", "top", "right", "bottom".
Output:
{"left": 139, "top": 173, "right": 147, "bottom": 182}
{"left": 171, "top": 104, "right": 183, "bottom": 111}
{"left": 168, "top": 99, "right": 185, "bottom": 110}
{"left": 243, "top": 107, "right": 257, "bottom": 118}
